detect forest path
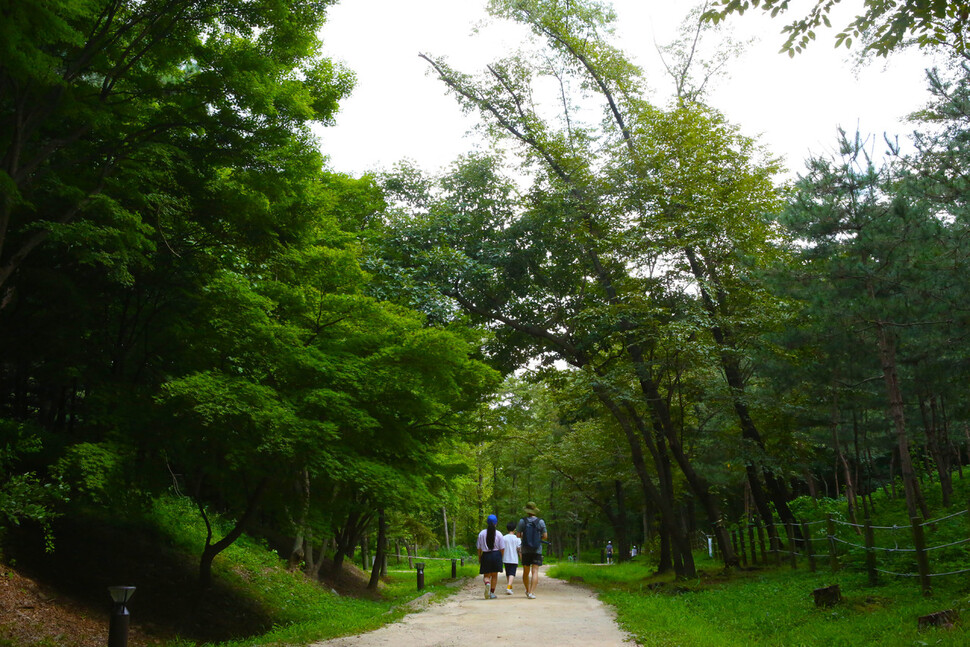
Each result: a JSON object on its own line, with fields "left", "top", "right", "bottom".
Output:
{"left": 310, "top": 565, "right": 640, "bottom": 647}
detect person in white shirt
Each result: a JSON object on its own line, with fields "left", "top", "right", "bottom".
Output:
{"left": 502, "top": 521, "right": 522, "bottom": 595}
{"left": 477, "top": 514, "right": 505, "bottom": 599}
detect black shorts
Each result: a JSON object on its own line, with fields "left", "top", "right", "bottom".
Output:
{"left": 504, "top": 563, "right": 517, "bottom": 577}
{"left": 479, "top": 550, "right": 503, "bottom": 574}
{"left": 522, "top": 551, "right": 543, "bottom": 567}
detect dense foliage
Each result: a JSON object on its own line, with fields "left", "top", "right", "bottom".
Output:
{"left": 6, "top": 0, "right": 970, "bottom": 643}
{"left": 0, "top": 0, "right": 497, "bottom": 591}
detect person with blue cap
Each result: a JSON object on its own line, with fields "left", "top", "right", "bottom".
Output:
{"left": 477, "top": 513, "right": 505, "bottom": 599}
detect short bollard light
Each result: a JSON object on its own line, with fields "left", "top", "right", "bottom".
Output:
{"left": 415, "top": 562, "right": 425, "bottom": 590}
{"left": 451, "top": 558, "right": 457, "bottom": 578}
{"left": 107, "top": 586, "right": 136, "bottom": 647}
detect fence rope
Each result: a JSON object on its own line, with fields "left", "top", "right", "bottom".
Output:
{"left": 921, "top": 509, "right": 968, "bottom": 526}
{"left": 928, "top": 567, "right": 970, "bottom": 577}
{"left": 876, "top": 566, "right": 970, "bottom": 578}
{"left": 925, "top": 537, "right": 970, "bottom": 551}
{"left": 830, "top": 536, "right": 867, "bottom": 550}
{"left": 874, "top": 568, "right": 919, "bottom": 577}
{"left": 868, "top": 544, "right": 917, "bottom": 553}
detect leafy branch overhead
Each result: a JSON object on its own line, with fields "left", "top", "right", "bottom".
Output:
{"left": 703, "top": 0, "right": 970, "bottom": 56}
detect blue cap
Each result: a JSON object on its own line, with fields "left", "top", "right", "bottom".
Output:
{"left": 487, "top": 514, "right": 497, "bottom": 525}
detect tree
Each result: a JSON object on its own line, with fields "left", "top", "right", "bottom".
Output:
{"left": 704, "top": 0, "right": 970, "bottom": 56}
{"left": 0, "top": 0, "right": 353, "bottom": 306}
{"left": 388, "top": 0, "right": 801, "bottom": 574}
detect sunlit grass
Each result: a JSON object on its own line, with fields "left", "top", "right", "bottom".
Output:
{"left": 550, "top": 559, "right": 970, "bottom": 646}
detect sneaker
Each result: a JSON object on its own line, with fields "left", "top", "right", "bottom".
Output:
{"left": 489, "top": 592, "right": 497, "bottom": 599}
{"left": 484, "top": 583, "right": 491, "bottom": 599}
{"left": 527, "top": 592, "right": 536, "bottom": 599}
{"left": 506, "top": 588, "right": 513, "bottom": 595}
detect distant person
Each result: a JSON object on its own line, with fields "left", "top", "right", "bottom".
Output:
{"left": 606, "top": 540, "right": 613, "bottom": 565}
{"left": 502, "top": 520, "right": 521, "bottom": 595}
{"left": 477, "top": 514, "right": 505, "bottom": 599}
{"left": 516, "top": 501, "right": 548, "bottom": 600}
{"left": 631, "top": 545, "right": 637, "bottom": 558}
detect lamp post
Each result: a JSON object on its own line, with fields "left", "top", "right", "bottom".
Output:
{"left": 107, "top": 586, "right": 135, "bottom": 647}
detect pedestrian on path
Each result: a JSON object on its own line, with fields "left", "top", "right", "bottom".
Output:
{"left": 606, "top": 540, "right": 613, "bottom": 565}
{"left": 477, "top": 514, "right": 505, "bottom": 599}
{"left": 516, "top": 501, "right": 547, "bottom": 600}
{"left": 502, "top": 521, "right": 521, "bottom": 595}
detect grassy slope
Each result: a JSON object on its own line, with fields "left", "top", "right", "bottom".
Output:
{"left": 1, "top": 495, "right": 478, "bottom": 647}
{"left": 550, "top": 476, "right": 970, "bottom": 647}
{"left": 148, "top": 496, "right": 477, "bottom": 647}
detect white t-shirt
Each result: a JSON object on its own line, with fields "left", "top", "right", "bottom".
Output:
{"left": 502, "top": 532, "right": 521, "bottom": 564}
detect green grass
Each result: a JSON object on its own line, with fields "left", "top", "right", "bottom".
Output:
{"left": 178, "top": 560, "right": 473, "bottom": 647}
{"left": 550, "top": 556, "right": 970, "bottom": 646}
{"left": 149, "top": 496, "right": 478, "bottom": 646}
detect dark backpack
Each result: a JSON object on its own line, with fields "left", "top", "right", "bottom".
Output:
{"left": 522, "top": 517, "right": 542, "bottom": 550}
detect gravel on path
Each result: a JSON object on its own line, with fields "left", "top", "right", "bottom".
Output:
{"left": 311, "top": 565, "right": 639, "bottom": 647}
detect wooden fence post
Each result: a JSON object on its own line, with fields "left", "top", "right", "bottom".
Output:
{"left": 864, "top": 517, "right": 878, "bottom": 586}
{"left": 731, "top": 529, "right": 739, "bottom": 567}
{"left": 769, "top": 523, "right": 781, "bottom": 566}
{"left": 748, "top": 523, "right": 757, "bottom": 566}
{"left": 787, "top": 522, "right": 797, "bottom": 569}
{"left": 802, "top": 521, "right": 816, "bottom": 572}
{"left": 739, "top": 524, "right": 748, "bottom": 567}
{"left": 756, "top": 518, "right": 768, "bottom": 564}
{"left": 827, "top": 515, "right": 839, "bottom": 572}
{"left": 911, "top": 516, "right": 932, "bottom": 596}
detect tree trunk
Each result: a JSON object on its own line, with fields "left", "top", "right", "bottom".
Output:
{"left": 368, "top": 510, "right": 387, "bottom": 590}
{"left": 442, "top": 507, "right": 451, "bottom": 550}
{"left": 611, "top": 480, "right": 630, "bottom": 563}
{"left": 873, "top": 317, "right": 928, "bottom": 519}
{"left": 920, "top": 394, "right": 952, "bottom": 507}
{"left": 288, "top": 468, "right": 311, "bottom": 569}
{"left": 198, "top": 477, "right": 270, "bottom": 588}
{"left": 830, "top": 396, "right": 858, "bottom": 526}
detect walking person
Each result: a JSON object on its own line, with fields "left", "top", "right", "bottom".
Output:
{"left": 502, "top": 521, "right": 521, "bottom": 595}
{"left": 606, "top": 540, "right": 613, "bottom": 565}
{"left": 516, "top": 501, "right": 547, "bottom": 599}
{"left": 477, "top": 514, "right": 505, "bottom": 599}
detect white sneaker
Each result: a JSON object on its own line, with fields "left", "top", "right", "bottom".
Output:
{"left": 485, "top": 583, "right": 491, "bottom": 599}
{"left": 527, "top": 592, "right": 535, "bottom": 599}
{"left": 489, "top": 592, "right": 497, "bottom": 599}
{"left": 506, "top": 588, "right": 513, "bottom": 595}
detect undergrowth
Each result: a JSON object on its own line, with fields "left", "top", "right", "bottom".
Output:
{"left": 150, "top": 495, "right": 476, "bottom": 647}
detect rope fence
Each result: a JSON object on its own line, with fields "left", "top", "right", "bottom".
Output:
{"left": 704, "top": 502, "right": 970, "bottom": 595}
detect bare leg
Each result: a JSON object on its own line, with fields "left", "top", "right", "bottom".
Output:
{"left": 527, "top": 565, "right": 539, "bottom": 595}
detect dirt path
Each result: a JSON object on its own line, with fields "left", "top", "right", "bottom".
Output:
{"left": 310, "top": 566, "right": 639, "bottom": 647}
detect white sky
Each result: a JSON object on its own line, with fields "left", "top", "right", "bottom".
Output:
{"left": 315, "top": 0, "right": 942, "bottom": 178}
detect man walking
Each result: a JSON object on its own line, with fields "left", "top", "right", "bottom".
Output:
{"left": 516, "top": 501, "right": 547, "bottom": 600}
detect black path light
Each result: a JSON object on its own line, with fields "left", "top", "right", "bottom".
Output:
{"left": 415, "top": 562, "right": 425, "bottom": 590}
{"left": 107, "top": 585, "right": 136, "bottom": 647}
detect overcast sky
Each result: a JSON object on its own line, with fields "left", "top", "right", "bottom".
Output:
{"left": 315, "top": 0, "right": 941, "bottom": 178}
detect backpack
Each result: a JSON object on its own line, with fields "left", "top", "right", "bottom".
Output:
{"left": 522, "top": 517, "right": 542, "bottom": 550}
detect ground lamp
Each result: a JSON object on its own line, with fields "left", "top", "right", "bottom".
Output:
{"left": 107, "top": 585, "right": 136, "bottom": 647}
